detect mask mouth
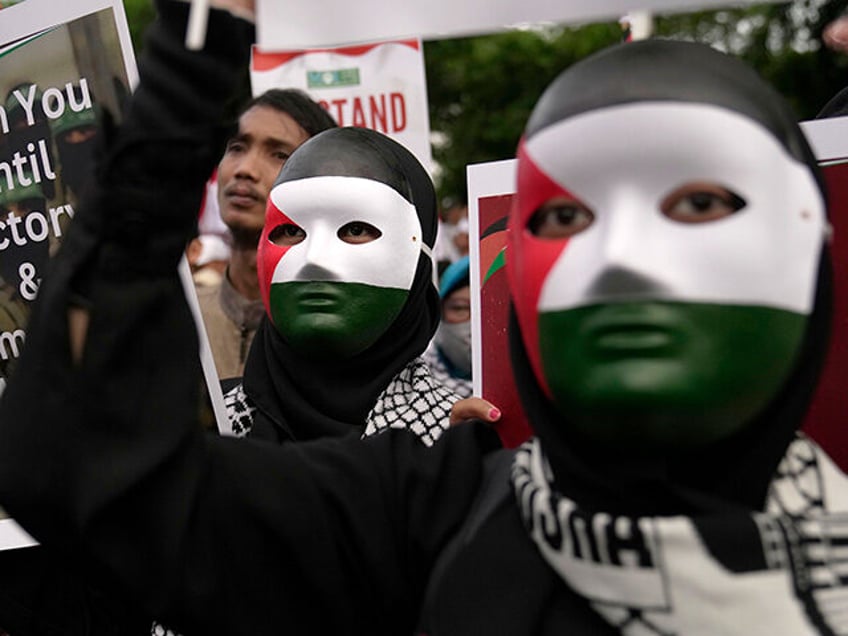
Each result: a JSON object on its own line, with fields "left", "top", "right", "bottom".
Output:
{"left": 576, "top": 303, "right": 685, "bottom": 357}
{"left": 286, "top": 282, "right": 344, "bottom": 309}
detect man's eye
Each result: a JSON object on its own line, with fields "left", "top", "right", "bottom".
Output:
{"left": 528, "top": 198, "right": 594, "bottom": 239}
{"left": 268, "top": 223, "right": 306, "bottom": 246}
{"left": 338, "top": 222, "right": 382, "bottom": 244}
{"left": 225, "top": 140, "right": 245, "bottom": 154}
{"left": 661, "top": 183, "right": 746, "bottom": 224}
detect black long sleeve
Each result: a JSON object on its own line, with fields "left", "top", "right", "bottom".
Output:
{"left": 0, "top": 4, "right": 494, "bottom": 633}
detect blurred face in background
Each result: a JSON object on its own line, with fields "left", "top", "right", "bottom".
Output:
{"left": 218, "top": 105, "right": 310, "bottom": 244}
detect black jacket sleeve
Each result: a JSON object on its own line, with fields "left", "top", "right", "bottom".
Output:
{"left": 0, "top": 2, "right": 495, "bottom": 633}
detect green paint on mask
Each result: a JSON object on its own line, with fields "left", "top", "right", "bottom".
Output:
{"left": 538, "top": 302, "right": 806, "bottom": 450}
{"left": 269, "top": 281, "right": 408, "bottom": 359}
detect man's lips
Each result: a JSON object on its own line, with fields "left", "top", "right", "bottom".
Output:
{"left": 223, "top": 185, "right": 263, "bottom": 208}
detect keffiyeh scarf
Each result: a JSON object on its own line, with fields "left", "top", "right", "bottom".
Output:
{"left": 513, "top": 436, "right": 848, "bottom": 635}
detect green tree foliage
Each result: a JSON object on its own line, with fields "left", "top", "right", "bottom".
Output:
{"left": 655, "top": 0, "right": 848, "bottom": 120}
{"left": 425, "top": 0, "right": 848, "bottom": 203}
{"left": 122, "top": 0, "right": 156, "bottom": 52}
{"left": 424, "top": 23, "right": 623, "bottom": 205}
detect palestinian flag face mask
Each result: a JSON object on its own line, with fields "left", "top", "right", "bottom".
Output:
{"left": 258, "top": 174, "right": 423, "bottom": 359}
{"left": 508, "top": 100, "right": 826, "bottom": 450}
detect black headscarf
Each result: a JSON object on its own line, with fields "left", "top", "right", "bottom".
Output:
{"left": 244, "top": 127, "right": 440, "bottom": 442}
{"left": 511, "top": 39, "right": 833, "bottom": 515}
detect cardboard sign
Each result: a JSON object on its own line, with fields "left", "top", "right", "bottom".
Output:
{"left": 252, "top": 39, "right": 432, "bottom": 171}
{"left": 0, "top": 0, "right": 235, "bottom": 548}
{"left": 0, "top": 0, "right": 137, "bottom": 550}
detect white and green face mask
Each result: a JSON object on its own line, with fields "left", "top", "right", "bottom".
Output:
{"left": 511, "top": 102, "right": 827, "bottom": 448}
{"left": 257, "top": 175, "right": 423, "bottom": 358}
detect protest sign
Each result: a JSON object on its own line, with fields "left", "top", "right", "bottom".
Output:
{"left": 0, "top": 0, "right": 233, "bottom": 549}
{"left": 0, "top": 0, "right": 136, "bottom": 393}
{"left": 797, "top": 117, "right": 848, "bottom": 472}
{"left": 467, "top": 115, "right": 848, "bottom": 464}
{"left": 0, "top": 0, "right": 136, "bottom": 550}
{"left": 257, "top": 0, "right": 783, "bottom": 48}
{"left": 252, "top": 39, "right": 432, "bottom": 171}
{"left": 467, "top": 159, "right": 530, "bottom": 448}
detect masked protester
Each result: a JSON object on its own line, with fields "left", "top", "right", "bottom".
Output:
{"left": 224, "top": 126, "right": 459, "bottom": 446}
{"left": 2, "top": 9, "right": 846, "bottom": 634}
{"left": 50, "top": 87, "right": 99, "bottom": 205}
{"left": 423, "top": 255, "right": 473, "bottom": 397}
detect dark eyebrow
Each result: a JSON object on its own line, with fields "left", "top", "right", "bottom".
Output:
{"left": 225, "top": 130, "right": 249, "bottom": 145}
{"left": 262, "top": 137, "right": 298, "bottom": 154}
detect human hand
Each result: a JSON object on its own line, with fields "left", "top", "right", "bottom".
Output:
{"left": 209, "top": 0, "right": 255, "bottom": 21}
{"left": 449, "top": 396, "right": 501, "bottom": 427}
{"left": 824, "top": 14, "right": 848, "bottom": 53}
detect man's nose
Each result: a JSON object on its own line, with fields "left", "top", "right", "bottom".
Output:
{"left": 234, "top": 149, "right": 261, "bottom": 180}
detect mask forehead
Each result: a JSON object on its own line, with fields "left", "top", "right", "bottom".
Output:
{"left": 259, "top": 175, "right": 423, "bottom": 297}
{"left": 520, "top": 102, "right": 825, "bottom": 315}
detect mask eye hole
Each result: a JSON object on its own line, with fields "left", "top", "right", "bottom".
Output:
{"left": 338, "top": 221, "right": 382, "bottom": 244}
{"left": 660, "top": 183, "right": 746, "bottom": 224}
{"left": 528, "top": 197, "right": 594, "bottom": 239}
{"left": 268, "top": 223, "right": 306, "bottom": 246}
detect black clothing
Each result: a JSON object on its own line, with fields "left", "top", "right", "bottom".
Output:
{"left": 0, "top": 23, "right": 844, "bottom": 636}
{"left": 0, "top": 1, "right": 254, "bottom": 633}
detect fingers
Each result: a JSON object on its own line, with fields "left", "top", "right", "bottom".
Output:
{"left": 449, "top": 396, "right": 502, "bottom": 427}
{"left": 824, "top": 16, "right": 848, "bottom": 53}
{"left": 68, "top": 306, "right": 90, "bottom": 365}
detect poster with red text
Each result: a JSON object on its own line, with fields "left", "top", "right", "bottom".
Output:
{"left": 468, "top": 116, "right": 848, "bottom": 466}
{"left": 251, "top": 39, "right": 432, "bottom": 171}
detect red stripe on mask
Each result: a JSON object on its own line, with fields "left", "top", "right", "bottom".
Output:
{"left": 257, "top": 199, "right": 301, "bottom": 319}
{"left": 507, "top": 140, "right": 577, "bottom": 397}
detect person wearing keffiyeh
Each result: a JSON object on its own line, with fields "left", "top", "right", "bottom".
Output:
{"left": 0, "top": 4, "right": 846, "bottom": 633}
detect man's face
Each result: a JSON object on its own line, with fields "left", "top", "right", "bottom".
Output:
{"left": 257, "top": 175, "right": 423, "bottom": 359}
{"left": 508, "top": 102, "right": 826, "bottom": 449}
{"left": 217, "top": 105, "right": 311, "bottom": 242}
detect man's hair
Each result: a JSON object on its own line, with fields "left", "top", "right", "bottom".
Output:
{"left": 243, "top": 89, "right": 337, "bottom": 137}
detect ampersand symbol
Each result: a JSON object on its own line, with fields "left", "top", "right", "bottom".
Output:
{"left": 18, "top": 262, "right": 40, "bottom": 301}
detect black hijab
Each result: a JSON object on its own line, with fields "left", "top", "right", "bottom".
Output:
{"left": 511, "top": 39, "right": 833, "bottom": 515}
{"left": 244, "top": 127, "right": 440, "bottom": 442}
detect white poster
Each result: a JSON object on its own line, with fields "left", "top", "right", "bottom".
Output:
{"left": 0, "top": 0, "right": 136, "bottom": 550}
{"left": 252, "top": 39, "right": 432, "bottom": 171}
{"left": 0, "top": 0, "right": 232, "bottom": 549}
{"left": 257, "top": 0, "right": 782, "bottom": 48}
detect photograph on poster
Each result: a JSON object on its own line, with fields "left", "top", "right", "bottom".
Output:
{"left": 0, "top": 8, "right": 130, "bottom": 387}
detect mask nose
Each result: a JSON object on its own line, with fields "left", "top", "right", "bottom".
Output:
{"left": 585, "top": 194, "right": 671, "bottom": 300}
{"left": 583, "top": 267, "right": 668, "bottom": 300}
{"left": 297, "top": 227, "right": 342, "bottom": 282}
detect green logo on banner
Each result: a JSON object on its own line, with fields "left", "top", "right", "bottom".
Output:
{"left": 307, "top": 68, "right": 361, "bottom": 88}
